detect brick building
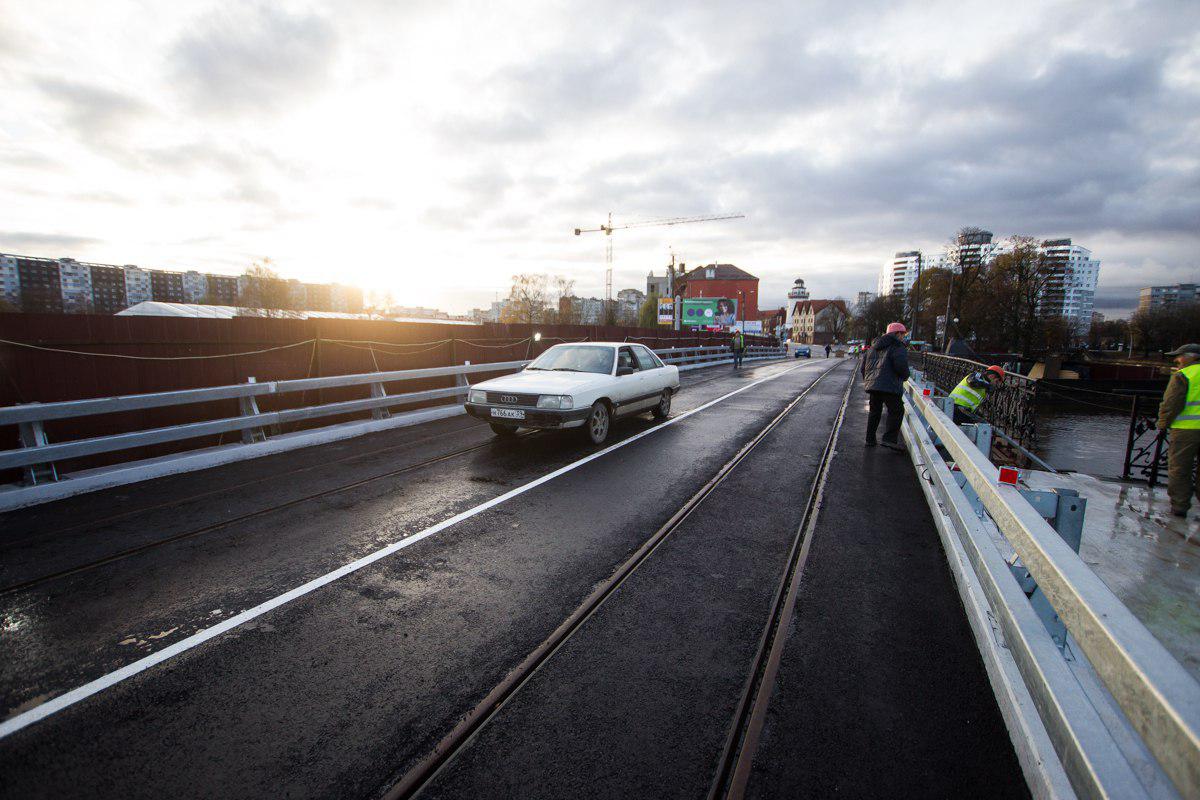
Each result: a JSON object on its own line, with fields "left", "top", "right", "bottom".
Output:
{"left": 791, "top": 299, "right": 850, "bottom": 345}
{"left": 674, "top": 263, "right": 759, "bottom": 319}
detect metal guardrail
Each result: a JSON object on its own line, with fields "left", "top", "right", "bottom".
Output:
{"left": 1123, "top": 393, "right": 1169, "bottom": 486}
{"left": 903, "top": 369, "right": 1200, "bottom": 799}
{"left": 912, "top": 352, "right": 1040, "bottom": 452}
{"left": 1, "top": 345, "right": 786, "bottom": 485}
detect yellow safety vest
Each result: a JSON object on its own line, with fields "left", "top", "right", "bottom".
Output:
{"left": 1170, "top": 363, "right": 1200, "bottom": 430}
{"left": 949, "top": 375, "right": 986, "bottom": 412}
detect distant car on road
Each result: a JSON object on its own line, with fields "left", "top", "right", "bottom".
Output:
{"left": 793, "top": 344, "right": 811, "bottom": 358}
{"left": 465, "top": 342, "right": 681, "bottom": 445}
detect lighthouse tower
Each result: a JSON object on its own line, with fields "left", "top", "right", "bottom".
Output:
{"left": 787, "top": 278, "right": 810, "bottom": 301}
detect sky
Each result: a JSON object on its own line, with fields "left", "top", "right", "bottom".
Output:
{"left": 1, "top": 0, "right": 1197, "bottom": 318}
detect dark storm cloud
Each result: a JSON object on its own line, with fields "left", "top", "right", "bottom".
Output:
{"left": 171, "top": 5, "right": 337, "bottom": 114}
{"left": 34, "top": 78, "right": 151, "bottom": 138}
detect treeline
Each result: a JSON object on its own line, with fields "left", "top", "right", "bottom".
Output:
{"left": 851, "top": 228, "right": 1199, "bottom": 356}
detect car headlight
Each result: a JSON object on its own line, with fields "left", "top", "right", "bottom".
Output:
{"left": 468, "top": 389, "right": 487, "bottom": 404}
{"left": 537, "top": 394, "right": 573, "bottom": 409}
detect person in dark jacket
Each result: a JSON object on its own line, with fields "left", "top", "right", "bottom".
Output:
{"left": 861, "top": 322, "right": 911, "bottom": 450}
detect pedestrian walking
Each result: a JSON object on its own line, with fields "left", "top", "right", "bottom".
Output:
{"left": 861, "top": 322, "right": 910, "bottom": 451}
{"left": 1159, "top": 343, "right": 1200, "bottom": 518}
{"left": 730, "top": 328, "right": 746, "bottom": 369}
{"left": 825, "top": 343, "right": 832, "bottom": 358}
{"left": 948, "top": 365, "right": 1005, "bottom": 424}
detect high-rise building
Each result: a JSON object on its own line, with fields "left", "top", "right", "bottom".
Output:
{"left": 206, "top": 274, "right": 239, "bottom": 305}
{"left": 125, "top": 266, "right": 152, "bottom": 306}
{"left": 1040, "top": 239, "right": 1099, "bottom": 333}
{"left": 182, "top": 271, "right": 208, "bottom": 304}
{"left": 89, "top": 264, "right": 128, "bottom": 314}
{"left": 0, "top": 255, "right": 21, "bottom": 308}
{"left": 16, "top": 256, "right": 63, "bottom": 313}
{"left": 1139, "top": 283, "right": 1199, "bottom": 313}
{"left": 878, "top": 251, "right": 923, "bottom": 297}
{"left": 0, "top": 252, "right": 369, "bottom": 316}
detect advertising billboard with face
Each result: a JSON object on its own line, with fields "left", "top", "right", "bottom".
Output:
{"left": 681, "top": 298, "right": 738, "bottom": 327}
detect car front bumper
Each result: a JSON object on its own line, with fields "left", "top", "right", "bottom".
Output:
{"left": 465, "top": 403, "right": 592, "bottom": 429}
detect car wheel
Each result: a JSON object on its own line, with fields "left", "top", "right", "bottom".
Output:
{"left": 490, "top": 423, "right": 518, "bottom": 437}
{"left": 583, "top": 401, "right": 610, "bottom": 444}
{"left": 651, "top": 390, "right": 671, "bottom": 420}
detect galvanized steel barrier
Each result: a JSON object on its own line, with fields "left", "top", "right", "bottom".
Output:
{"left": 903, "top": 369, "right": 1200, "bottom": 799}
{"left": 1, "top": 344, "right": 786, "bottom": 495}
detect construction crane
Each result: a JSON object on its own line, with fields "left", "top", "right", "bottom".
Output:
{"left": 574, "top": 212, "right": 745, "bottom": 312}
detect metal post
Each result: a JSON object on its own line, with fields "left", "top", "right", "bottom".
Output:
{"left": 1149, "top": 430, "right": 1166, "bottom": 489}
{"left": 238, "top": 377, "right": 267, "bottom": 444}
{"left": 1123, "top": 394, "right": 1140, "bottom": 481}
{"left": 16, "top": 407, "right": 58, "bottom": 485}
{"left": 369, "top": 382, "right": 390, "bottom": 420}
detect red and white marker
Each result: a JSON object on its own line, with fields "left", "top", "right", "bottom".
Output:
{"left": 998, "top": 466, "right": 1020, "bottom": 485}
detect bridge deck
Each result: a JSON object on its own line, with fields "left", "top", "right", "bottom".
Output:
{"left": 0, "top": 358, "right": 1025, "bottom": 798}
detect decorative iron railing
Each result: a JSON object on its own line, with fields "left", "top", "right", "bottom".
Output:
{"left": 911, "top": 352, "right": 1040, "bottom": 452}
{"left": 1122, "top": 393, "right": 1168, "bottom": 486}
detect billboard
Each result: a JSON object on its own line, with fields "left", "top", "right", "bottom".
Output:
{"left": 681, "top": 298, "right": 738, "bottom": 328}
{"left": 742, "top": 320, "right": 763, "bottom": 334}
{"left": 657, "top": 298, "right": 674, "bottom": 325}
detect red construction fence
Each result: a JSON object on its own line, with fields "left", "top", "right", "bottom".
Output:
{"left": 0, "top": 313, "right": 774, "bottom": 479}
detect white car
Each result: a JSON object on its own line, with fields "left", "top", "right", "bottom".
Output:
{"left": 465, "top": 342, "right": 681, "bottom": 444}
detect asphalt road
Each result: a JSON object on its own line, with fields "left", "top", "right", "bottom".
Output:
{"left": 1, "top": 356, "right": 881, "bottom": 799}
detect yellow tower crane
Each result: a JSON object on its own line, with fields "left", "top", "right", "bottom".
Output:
{"left": 574, "top": 212, "right": 745, "bottom": 318}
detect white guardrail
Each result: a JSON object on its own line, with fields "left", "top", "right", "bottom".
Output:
{"left": 902, "top": 368, "right": 1199, "bottom": 800}
{"left": 0, "top": 344, "right": 785, "bottom": 510}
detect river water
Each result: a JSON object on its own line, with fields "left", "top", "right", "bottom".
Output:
{"left": 1037, "top": 409, "right": 1132, "bottom": 478}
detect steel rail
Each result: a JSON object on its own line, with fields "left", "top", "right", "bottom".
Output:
{"left": 379, "top": 360, "right": 849, "bottom": 800}
{"left": 707, "top": 367, "right": 855, "bottom": 800}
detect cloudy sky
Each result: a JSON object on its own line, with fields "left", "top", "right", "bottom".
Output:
{"left": 1, "top": 0, "right": 1197, "bottom": 316}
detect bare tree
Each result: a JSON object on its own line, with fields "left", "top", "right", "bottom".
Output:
{"left": 240, "top": 258, "right": 293, "bottom": 316}
{"left": 550, "top": 276, "right": 578, "bottom": 324}
{"left": 501, "top": 273, "right": 550, "bottom": 324}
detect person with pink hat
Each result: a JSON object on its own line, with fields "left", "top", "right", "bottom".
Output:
{"left": 860, "top": 321, "right": 911, "bottom": 450}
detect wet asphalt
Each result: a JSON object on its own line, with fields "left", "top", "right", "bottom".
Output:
{"left": 1, "top": 357, "right": 871, "bottom": 798}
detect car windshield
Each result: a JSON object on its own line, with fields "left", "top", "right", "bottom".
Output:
{"left": 526, "top": 345, "right": 614, "bottom": 375}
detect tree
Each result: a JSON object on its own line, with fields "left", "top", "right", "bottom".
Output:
{"left": 638, "top": 294, "right": 660, "bottom": 328}
{"left": 851, "top": 293, "right": 905, "bottom": 342}
{"left": 549, "top": 276, "right": 577, "bottom": 324}
{"left": 239, "top": 258, "right": 293, "bottom": 315}
{"left": 986, "top": 237, "right": 1055, "bottom": 356}
{"left": 1133, "top": 302, "right": 1200, "bottom": 356}
{"left": 825, "top": 298, "right": 850, "bottom": 342}
{"left": 501, "top": 273, "right": 550, "bottom": 324}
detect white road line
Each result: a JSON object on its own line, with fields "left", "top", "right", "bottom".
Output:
{"left": 0, "top": 360, "right": 828, "bottom": 740}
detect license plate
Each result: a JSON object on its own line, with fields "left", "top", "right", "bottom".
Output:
{"left": 490, "top": 408, "right": 525, "bottom": 420}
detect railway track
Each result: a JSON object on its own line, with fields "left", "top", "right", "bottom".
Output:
{"left": 380, "top": 360, "right": 850, "bottom": 799}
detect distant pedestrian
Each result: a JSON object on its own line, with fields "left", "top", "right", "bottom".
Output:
{"left": 861, "top": 322, "right": 910, "bottom": 451}
{"left": 1159, "top": 343, "right": 1200, "bottom": 518}
{"left": 825, "top": 344, "right": 832, "bottom": 358}
{"left": 730, "top": 329, "right": 746, "bottom": 369}
{"left": 948, "top": 366, "right": 1005, "bottom": 424}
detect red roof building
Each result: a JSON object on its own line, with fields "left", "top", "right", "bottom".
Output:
{"left": 674, "top": 263, "right": 759, "bottom": 320}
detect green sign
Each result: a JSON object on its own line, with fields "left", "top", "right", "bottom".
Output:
{"left": 681, "top": 298, "right": 738, "bottom": 328}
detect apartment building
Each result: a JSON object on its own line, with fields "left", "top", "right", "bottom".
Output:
{"left": 1139, "top": 283, "right": 1199, "bottom": 313}
{"left": 0, "top": 252, "right": 365, "bottom": 315}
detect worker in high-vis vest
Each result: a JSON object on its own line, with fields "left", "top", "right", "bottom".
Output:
{"left": 948, "top": 365, "right": 1005, "bottom": 423}
{"left": 1159, "top": 343, "right": 1200, "bottom": 519}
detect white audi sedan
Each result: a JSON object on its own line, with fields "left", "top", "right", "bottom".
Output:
{"left": 465, "top": 342, "right": 680, "bottom": 444}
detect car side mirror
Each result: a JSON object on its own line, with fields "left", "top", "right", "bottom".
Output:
{"left": 617, "top": 366, "right": 634, "bottom": 376}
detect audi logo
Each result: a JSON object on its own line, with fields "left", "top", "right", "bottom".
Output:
{"left": 500, "top": 395, "right": 519, "bottom": 404}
